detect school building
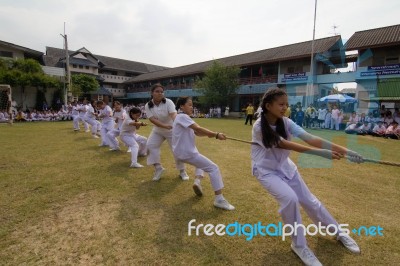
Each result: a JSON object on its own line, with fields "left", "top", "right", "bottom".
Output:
{"left": 123, "top": 24, "right": 400, "bottom": 115}
{"left": 1, "top": 24, "right": 399, "bottom": 114}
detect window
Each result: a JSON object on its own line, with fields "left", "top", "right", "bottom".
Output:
{"left": 295, "top": 66, "right": 303, "bottom": 72}
{"left": 0, "top": 51, "right": 13, "bottom": 58}
{"left": 85, "top": 66, "right": 89, "bottom": 69}
{"left": 72, "top": 64, "right": 77, "bottom": 68}
{"left": 386, "top": 56, "right": 399, "bottom": 65}
{"left": 78, "top": 65, "right": 83, "bottom": 69}
{"left": 287, "top": 67, "right": 295, "bottom": 73}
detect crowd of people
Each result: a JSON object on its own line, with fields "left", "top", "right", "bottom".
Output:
{"left": 250, "top": 102, "right": 400, "bottom": 140}
{"left": 343, "top": 108, "right": 400, "bottom": 139}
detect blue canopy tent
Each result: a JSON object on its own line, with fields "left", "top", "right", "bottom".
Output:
{"left": 318, "top": 94, "right": 357, "bottom": 103}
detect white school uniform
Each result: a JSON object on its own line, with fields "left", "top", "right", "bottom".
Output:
{"left": 84, "top": 104, "right": 101, "bottom": 135}
{"left": 120, "top": 117, "right": 147, "bottom": 165}
{"left": 331, "top": 109, "right": 340, "bottom": 130}
{"left": 107, "top": 109, "right": 126, "bottom": 149}
{"left": 75, "top": 104, "right": 89, "bottom": 130}
{"left": 324, "top": 112, "right": 331, "bottom": 129}
{"left": 251, "top": 117, "right": 340, "bottom": 248}
{"left": 145, "top": 98, "right": 184, "bottom": 170}
{"left": 172, "top": 113, "right": 223, "bottom": 191}
{"left": 99, "top": 105, "right": 114, "bottom": 146}
{"left": 0, "top": 112, "right": 6, "bottom": 122}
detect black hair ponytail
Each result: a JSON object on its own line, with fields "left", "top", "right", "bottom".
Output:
{"left": 147, "top": 83, "right": 166, "bottom": 108}
{"left": 259, "top": 88, "right": 288, "bottom": 148}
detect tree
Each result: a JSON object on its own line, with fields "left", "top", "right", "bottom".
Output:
{"left": 71, "top": 74, "right": 99, "bottom": 96}
{"left": 194, "top": 60, "right": 240, "bottom": 107}
{"left": 0, "top": 58, "right": 62, "bottom": 109}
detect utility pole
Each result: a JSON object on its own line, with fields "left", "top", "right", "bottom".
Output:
{"left": 60, "top": 22, "right": 71, "bottom": 104}
{"left": 306, "top": 0, "right": 317, "bottom": 108}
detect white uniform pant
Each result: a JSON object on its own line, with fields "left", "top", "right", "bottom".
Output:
{"left": 177, "top": 153, "right": 224, "bottom": 191}
{"left": 121, "top": 134, "right": 147, "bottom": 164}
{"left": 100, "top": 121, "right": 115, "bottom": 146}
{"left": 73, "top": 115, "right": 88, "bottom": 130}
{"left": 146, "top": 129, "right": 185, "bottom": 170}
{"left": 107, "top": 129, "right": 121, "bottom": 149}
{"left": 330, "top": 117, "right": 339, "bottom": 130}
{"left": 75, "top": 115, "right": 89, "bottom": 130}
{"left": 256, "top": 171, "right": 339, "bottom": 248}
{"left": 85, "top": 117, "right": 101, "bottom": 135}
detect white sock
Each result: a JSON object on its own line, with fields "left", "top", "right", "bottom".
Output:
{"left": 194, "top": 177, "right": 201, "bottom": 185}
{"left": 180, "top": 169, "right": 186, "bottom": 174}
{"left": 215, "top": 194, "right": 224, "bottom": 201}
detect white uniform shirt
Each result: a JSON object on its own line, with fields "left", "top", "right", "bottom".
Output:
{"left": 113, "top": 109, "right": 126, "bottom": 130}
{"left": 331, "top": 109, "right": 340, "bottom": 119}
{"left": 318, "top": 108, "right": 327, "bottom": 120}
{"left": 100, "top": 105, "right": 113, "bottom": 123}
{"left": 251, "top": 117, "right": 305, "bottom": 179}
{"left": 78, "top": 104, "right": 87, "bottom": 117}
{"left": 71, "top": 106, "right": 79, "bottom": 116}
{"left": 172, "top": 113, "right": 199, "bottom": 160}
{"left": 145, "top": 98, "right": 176, "bottom": 133}
{"left": 120, "top": 117, "right": 137, "bottom": 136}
{"left": 85, "top": 104, "right": 96, "bottom": 119}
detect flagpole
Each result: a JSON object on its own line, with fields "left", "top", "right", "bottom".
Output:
{"left": 307, "top": 0, "right": 317, "bottom": 108}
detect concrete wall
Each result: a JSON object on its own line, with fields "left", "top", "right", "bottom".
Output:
{"left": 0, "top": 44, "right": 24, "bottom": 59}
{"left": 11, "top": 86, "right": 60, "bottom": 110}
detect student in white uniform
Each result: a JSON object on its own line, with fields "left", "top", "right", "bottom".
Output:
{"left": 71, "top": 101, "right": 80, "bottom": 131}
{"left": 330, "top": 105, "right": 340, "bottom": 130}
{"left": 97, "top": 101, "right": 114, "bottom": 147}
{"left": 317, "top": 105, "right": 327, "bottom": 128}
{"left": 107, "top": 101, "right": 126, "bottom": 151}
{"left": 172, "top": 97, "right": 234, "bottom": 210}
{"left": 145, "top": 84, "right": 189, "bottom": 181}
{"left": 252, "top": 88, "right": 364, "bottom": 266}
{"left": 85, "top": 100, "right": 101, "bottom": 138}
{"left": 120, "top": 107, "right": 148, "bottom": 168}
{"left": 77, "top": 100, "right": 89, "bottom": 132}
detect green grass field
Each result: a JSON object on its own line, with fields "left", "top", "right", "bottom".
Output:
{"left": 0, "top": 119, "right": 399, "bottom": 265}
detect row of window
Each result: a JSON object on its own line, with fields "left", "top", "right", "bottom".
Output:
{"left": 100, "top": 74, "right": 130, "bottom": 80}
{"left": 72, "top": 64, "right": 90, "bottom": 69}
{"left": 0, "top": 51, "right": 13, "bottom": 58}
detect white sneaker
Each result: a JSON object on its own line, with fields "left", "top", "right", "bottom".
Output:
{"left": 98, "top": 143, "right": 107, "bottom": 147}
{"left": 130, "top": 162, "right": 144, "bottom": 168}
{"left": 109, "top": 147, "right": 120, "bottom": 151}
{"left": 291, "top": 244, "right": 322, "bottom": 266}
{"left": 213, "top": 198, "right": 235, "bottom": 211}
{"left": 74, "top": 128, "right": 80, "bottom": 131}
{"left": 127, "top": 148, "right": 131, "bottom": 153}
{"left": 152, "top": 167, "right": 165, "bottom": 181}
{"left": 85, "top": 129, "right": 90, "bottom": 133}
{"left": 337, "top": 234, "right": 361, "bottom": 253}
{"left": 92, "top": 135, "right": 99, "bottom": 139}
{"left": 180, "top": 171, "right": 189, "bottom": 181}
{"left": 192, "top": 183, "right": 203, "bottom": 196}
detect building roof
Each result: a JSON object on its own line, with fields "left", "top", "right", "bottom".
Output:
{"left": 44, "top": 46, "right": 168, "bottom": 74}
{"left": 125, "top": 35, "right": 343, "bottom": 83}
{"left": 89, "top": 86, "right": 112, "bottom": 96}
{"left": 0, "top": 40, "right": 43, "bottom": 59}
{"left": 345, "top": 24, "right": 400, "bottom": 51}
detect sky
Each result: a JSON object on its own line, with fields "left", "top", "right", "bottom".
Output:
{"left": 0, "top": 0, "right": 399, "bottom": 68}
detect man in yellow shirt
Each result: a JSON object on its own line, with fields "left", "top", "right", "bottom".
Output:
{"left": 245, "top": 103, "right": 255, "bottom": 125}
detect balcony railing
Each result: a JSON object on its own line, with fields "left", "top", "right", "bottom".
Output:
{"left": 127, "top": 75, "right": 278, "bottom": 93}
